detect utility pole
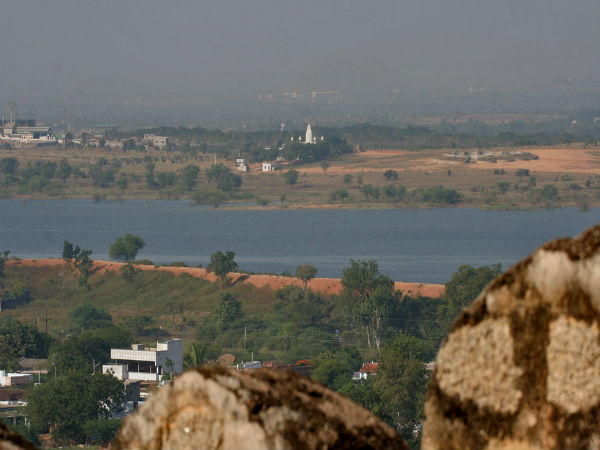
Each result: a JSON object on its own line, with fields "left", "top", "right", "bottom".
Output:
{"left": 244, "top": 326, "right": 247, "bottom": 353}
{"left": 45, "top": 310, "right": 48, "bottom": 333}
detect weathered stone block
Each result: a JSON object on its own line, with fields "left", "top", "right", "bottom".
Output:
{"left": 423, "top": 224, "right": 600, "bottom": 450}
{"left": 113, "top": 366, "right": 407, "bottom": 450}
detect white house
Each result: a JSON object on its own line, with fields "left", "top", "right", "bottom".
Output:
{"left": 262, "top": 161, "right": 280, "bottom": 172}
{"left": 103, "top": 339, "right": 183, "bottom": 382}
{"left": 143, "top": 134, "right": 170, "bottom": 149}
{"left": 351, "top": 362, "right": 378, "bottom": 380}
{"left": 0, "top": 370, "right": 33, "bottom": 387}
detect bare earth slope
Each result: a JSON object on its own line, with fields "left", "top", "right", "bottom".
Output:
{"left": 6, "top": 259, "right": 444, "bottom": 298}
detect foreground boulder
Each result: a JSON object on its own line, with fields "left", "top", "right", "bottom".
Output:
{"left": 113, "top": 366, "right": 406, "bottom": 450}
{"left": 0, "top": 423, "right": 36, "bottom": 450}
{"left": 423, "top": 224, "right": 600, "bottom": 449}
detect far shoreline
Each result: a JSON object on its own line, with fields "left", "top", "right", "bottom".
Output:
{"left": 0, "top": 195, "right": 589, "bottom": 212}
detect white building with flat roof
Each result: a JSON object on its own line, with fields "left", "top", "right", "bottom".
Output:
{"left": 0, "top": 370, "right": 33, "bottom": 387}
{"left": 103, "top": 339, "right": 183, "bottom": 381}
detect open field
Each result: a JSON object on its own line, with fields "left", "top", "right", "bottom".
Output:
{"left": 1, "top": 143, "right": 599, "bottom": 209}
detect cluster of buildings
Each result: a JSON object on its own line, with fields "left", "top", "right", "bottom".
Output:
{"left": 0, "top": 119, "right": 57, "bottom": 146}
{"left": 0, "top": 334, "right": 399, "bottom": 429}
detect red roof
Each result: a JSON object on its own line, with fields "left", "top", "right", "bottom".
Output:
{"left": 359, "top": 363, "right": 379, "bottom": 374}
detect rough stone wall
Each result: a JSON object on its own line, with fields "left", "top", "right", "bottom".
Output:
{"left": 113, "top": 366, "right": 407, "bottom": 450}
{"left": 422, "top": 224, "right": 600, "bottom": 450}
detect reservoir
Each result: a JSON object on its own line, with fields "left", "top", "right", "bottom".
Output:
{"left": 0, "top": 199, "right": 598, "bottom": 283}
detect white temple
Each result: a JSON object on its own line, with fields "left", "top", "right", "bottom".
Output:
{"left": 304, "top": 124, "right": 316, "bottom": 144}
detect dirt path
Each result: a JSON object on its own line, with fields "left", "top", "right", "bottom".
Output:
{"left": 8, "top": 258, "right": 445, "bottom": 298}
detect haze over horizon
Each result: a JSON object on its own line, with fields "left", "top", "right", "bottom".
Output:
{"left": 1, "top": 0, "right": 599, "bottom": 126}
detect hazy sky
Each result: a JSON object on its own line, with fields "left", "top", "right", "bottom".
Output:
{"left": 1, "top": 0, "right": 599, "bottom": 102}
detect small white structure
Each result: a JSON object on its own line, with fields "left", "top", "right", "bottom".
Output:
{"left": 103, "top": 339, "right": 183, "bottom": 382}
{"left": 304, "top": 124, "right": 316, "bottom": 144}
{"left": 236, "top": 158, "right": 249, "bottom": 172}
{"left": 351, "top": 362, "right": 378, "bottom": 380}
{"left": 262, "top": 161, "right": 280, "bottom": 172}
{"left": 236, "top": 361, "right": 262, "bottom": 370}
{"left": 0, "top": 370, "right": 33, "bottom": 387}
{"left": 143, "top": 134, "right": 169, "bottom": 149}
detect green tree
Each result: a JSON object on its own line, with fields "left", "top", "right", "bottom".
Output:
{"left": 192, "top": 190, "right": 227, "bottom": 208}
{"left": 207, "top": 251, "right": 238, "bottom": 287}
{"left": 82, "top": 418, "right": 121, "bottom": 447}
{"left": 180, "top": 164, "right": 200, "bottom": 191}
{"left": 183, "top": 342, "right": 210, "bottom": 369}
{"left": 109, "top": 234, "right": 145, "bottom": 262}
{"left": 295, "top": 264, "right": 318, "bottom": 291}
{"left": 62, "top": 241, "right": 99, "bottom": 288}
{"left": 516, "top": 168, "right": 530, "bottom": 182}
{"left": 120, "top": 262, "right": 139, "bottom": 287}
{"left": 383, "top": 169, "right": 398, "bottom": 181}
{"left": 540, "top": 184, "right": 559, "bottom": 204}
{"left": 116, "top": 174, "right": 129, "bottom": 191}
{"left": 26, "top": 373, "right": 125, "bottom": 444}
{"left": 382, "top": 185, "right": 406, "bottom": 202}
{"left": 0, "top": 319, "right": 53, "bottom": 370}
{"left": 329, "top": 188, "right": 349, "bottom": 203}
{"left": 339, "top": 377, "right": 382, "bottom": 418}
{"left": 311, "top": 358, "right": 353, "bottom": 391}
{"left": 0, "top": 157, "right": 19, "bottom": 176}
{"left": 0, "top": 250, "right": 9, "bottom": 288}
{"left": 421, "top": 186, "right": 461, "bottom": 204}
{"left": 283, "top": 169, "right": 299, "bottom": 189}
{"left": 375, "top": 333, "right": 432, "bottom": 448}
{"left": 163, "top": 357, "right": 175, "bottom": 380}
{"left": 441, "top": 264, "right": 501, "bottom": 332}
{"left": 48, "top": 327, "right": 132, "bottom": 375}
{"left": 311, "top": 348, "right": 362, "bottom": 391}
{"left": 205, "top": 163, "right": 230, "bottom": 182}
{"left": 341, "top": 260, "right": 399, "bottom": 350}
{"left": 361, "top": 184, "right": 380, "bottom": 201}
{"left": 217, "top": 172, "right": 242, "bottom": 192}
{"left": 69, "top": 304, "right": 113, "bottom": 330}
{"left": 497, "top": 181, "right": 510, "bottom": 194}
{"left": 156, "top": 171, "right": 176, "bottom": 189}
{"left": 57, "top": 158, "right": 72, "bottom": 181}
{"left": 213, "top": 292, "right": 242, "bottom": 331}
{"left": 320, "top": 162, "right": 330, "bottom": 175}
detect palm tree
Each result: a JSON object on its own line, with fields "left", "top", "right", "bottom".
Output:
{"left": 183, "top": 343, "right": 208, "bottom": 369}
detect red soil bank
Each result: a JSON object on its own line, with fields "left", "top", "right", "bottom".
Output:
{"left": 7, "top": 258, "right": 445, "bottom": 298}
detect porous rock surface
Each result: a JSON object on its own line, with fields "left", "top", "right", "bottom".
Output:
{"left": 423, "top": 224, "right": 600, "bottom": 450}
{"left": 113, "top": 366, "right": 407, "bottom": 450}
{"left": 0, "top": 423, "right": 36, "bottom": 450}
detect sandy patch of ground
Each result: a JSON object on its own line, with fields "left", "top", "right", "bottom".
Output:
{"left": 300, "top": 147, "right": 600, "bottom": 177}
{"left": 445, "top": 148, "right": 600, "bottom": 175}
{"left": 8, "top": 258, "right": 445, "bottom": 298}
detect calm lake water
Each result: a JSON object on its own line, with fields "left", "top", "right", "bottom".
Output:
{"left": 0, "top": 199, "right": 598, "bottom": 283}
